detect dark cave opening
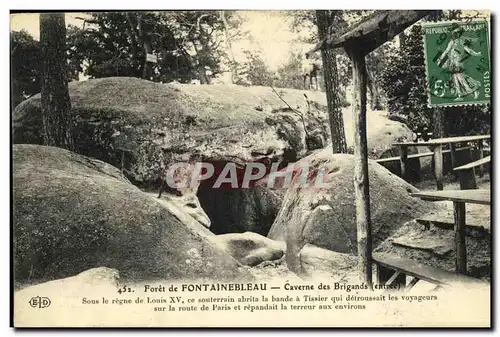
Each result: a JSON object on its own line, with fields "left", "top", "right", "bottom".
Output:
{"left": 196, "top": 158, "right": 287, "bottom": 236}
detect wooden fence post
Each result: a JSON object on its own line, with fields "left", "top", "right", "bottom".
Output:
{"left": 433, "top": 144, "right": 444, "bottom": 190}
{"left": 453, "top": 201, "right": 467, "bottom": 274}
{"left": 450, "top": 142, "right": 457, "bottom": 180}
{"left": 477, "top": 140, "right": 484, "bottom": 178}
{"left": 399, "top": 145, "right": 409, "bottom": 181}
{"left": 347, "top": 46, "right": 372, "bottom": 289}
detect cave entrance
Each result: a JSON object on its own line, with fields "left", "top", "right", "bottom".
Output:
{"left": 196, "top": 159, "right": 285, "bottom": 236}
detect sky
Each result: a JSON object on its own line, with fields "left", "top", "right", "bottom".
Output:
{"left": 11, "top": 13, "right": 85, "bottom": 40}
{"left": 234, "top": 11, "right": 314, "bottom": 70}
{"left": 10, "top": 11, "right": 314, "bottom": 73}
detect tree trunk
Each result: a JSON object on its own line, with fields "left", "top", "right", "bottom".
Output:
{"left": 124, "top": 16, "right": 140, "bottom": 75}
{"left": 136, "top": 15, "right": 153, "bottom": 80}
{"left": 40, "top": 13, "right": 73, "bottom": 150}
{"left": 126, "top": 13, "right": 153, "bottom": 80}
{"left": 315, "top": 10, "right": 347, "bottom": 154}
{"left": 366, "top": 68, "right": 383, "bottom": 110}
{"left": 433, "top": 109, "right": 447, "bottom": 138}
{"left": 220, "top": 11, "right": 238, "bottom": 84}
{"left": 197, "top": 65, "right": 211, "bottom": 84}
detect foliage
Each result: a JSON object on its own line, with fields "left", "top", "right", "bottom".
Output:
{"left": 286, "top": 10, "right": 390, "bottom": 107}
{"left": 274, "top": 51, "right": 303, "bottom": 89}
{"left": 66, "top": 11, "right": 235, "bottom": 83}
{"left": 11, "top": 11, "right": 247, "bottom": 110}
{"left": 68, "top": 13, "right": 141, "bottom": 79}
{"left": 287, "top": 10, "right": 353, "bottom": 83}
{"left": 11, "top": 30, "right": 41, "bottom": 108}
{"left": 336, "top": 53, "right": 351, "bottom": 88}
{"left": 235, "top": 50, "right": 274, "bottom": 86}
{"left": 366, "top": 42, "right": 396, "bottom": 109}
{"left": 380, "top": 25, "right": 434, "bottom": 131}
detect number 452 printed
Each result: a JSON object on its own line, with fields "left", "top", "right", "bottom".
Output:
{"left": 423, "top": 19, "right": 491, "bottom": 107}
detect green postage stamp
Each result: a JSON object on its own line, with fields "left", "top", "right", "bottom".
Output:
{"left": 422, "top": 19, "right": 491, "bottom": 107}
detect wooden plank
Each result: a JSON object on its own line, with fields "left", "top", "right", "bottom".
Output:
{"left": 306, "top": 10, "right": 436, "bottom": 56}
{"left": 392, "top": 142, "right": 441, "bottom": 147}
{"left": 433, "top": 145, "right": 444, "bottom": 190}
{"left": 399, "top": 145, "right": 408, "bottom": 181}
{"left": 372, "top": 253, "right": 486, "bottom": 286}
{"left": 478, "top": 141, "right": 485, "bottom": 178}
{"left": 394, "top": 134, "right": 490, "bottom": 146}
{"left": 458, "top": 170, "right": 478, "bottom": 190}
{"left": 375, "top": 147, "right": 471, "bottom": 163}
{"left": 392, "top": 236, "right": 451, "bottom": 256}
{"left": 449, "top": 143, "right": 457, "bottom": 175}
{"left": 454, "top": 155, "right": 490, "bottom": 190}
{"left": 426, "top": 134, "right": 491, "bottom": 144}
{"left": 456, "top": 147, "right": 477, "bottom": 190}
{"left": 454, "top": 202, "right": 467, "bottom": 274}
{"left": 406, "top": 277, "right": 420, "bottom": 291}
{"left": 410, "top": 189, "right": 491, "bottom": 205}
{"left": 454, "top": 156, "right": 491, "bottom": 171}
{"left": 377, "top": 264, "right": 394, "bottom": 284}
{"left": 386, "top": 270, "right": 406, "bottom": 288}
{"left": 347, "top": 46, "right": 372, "bottom": 289}
{"left": 376, "top": 155, "right": 427, "bottom": 163}
{"left": 385, "top": 270, "right": 403, "bottom": 286}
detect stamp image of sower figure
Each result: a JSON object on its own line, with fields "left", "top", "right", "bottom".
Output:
{"left": 423, "top": 19, "right": 490, "bottom": 106}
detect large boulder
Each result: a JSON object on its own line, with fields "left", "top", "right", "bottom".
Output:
{"left": 345, "top": 109, "right": 421, "bottom": 182}
{"left": 267, "top": 149, "right": 437, "bottom": 276}
{"left": 212, "top": 232, "right": 285, "bottom": 266}
{"left": 14, "top": 267, "right": 121, "bottom": 326}
{"left": 302, "top": 89, "right": 416, "bottom": 158}
{"left": 13, "top": 78, "right": 330, "bottom": 184}
{"left": 13, "top": 78, "right": 330, "bottom": 235}
{"left": 297, "top": 244, "right": 357, "bottom": 279}
{"left": 12, "top": 78, "right": 416, "bottom": 235}
{"left": 13, "top": 144, "right": 251, "bottom": 285}
{"left": 343, "top": 110, "right": 415, "bottom": 158}
{"left": 15, "top": 267, "right": 120, "bottom": 292}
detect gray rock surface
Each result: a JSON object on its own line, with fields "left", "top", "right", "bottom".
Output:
{"left": 13, "top": 144, "right": 251, "bottom": 285}
{"left": 267, "top": 149, "right": 437, "bottom": 276}
{"left": 212, "top": 232, "right": 285, "bottom": 266}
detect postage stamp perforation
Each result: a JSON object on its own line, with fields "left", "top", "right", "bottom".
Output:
{"left": 422, "top": 20, "right": 434, "bottom": 109}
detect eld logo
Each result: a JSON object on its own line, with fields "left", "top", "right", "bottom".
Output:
{"left": 29, "top": 296, "right": 51, "bottom": 308}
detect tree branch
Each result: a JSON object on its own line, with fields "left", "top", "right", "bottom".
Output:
{"left": 229, "top": 31, "right": 243, "bottom": 39}
{"left": 270, "top": 86, "right": 309, "bottom": 137}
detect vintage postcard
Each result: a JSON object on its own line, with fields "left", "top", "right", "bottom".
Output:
{"left": 11, "top": 9, "right": 491, "bottom": 328}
